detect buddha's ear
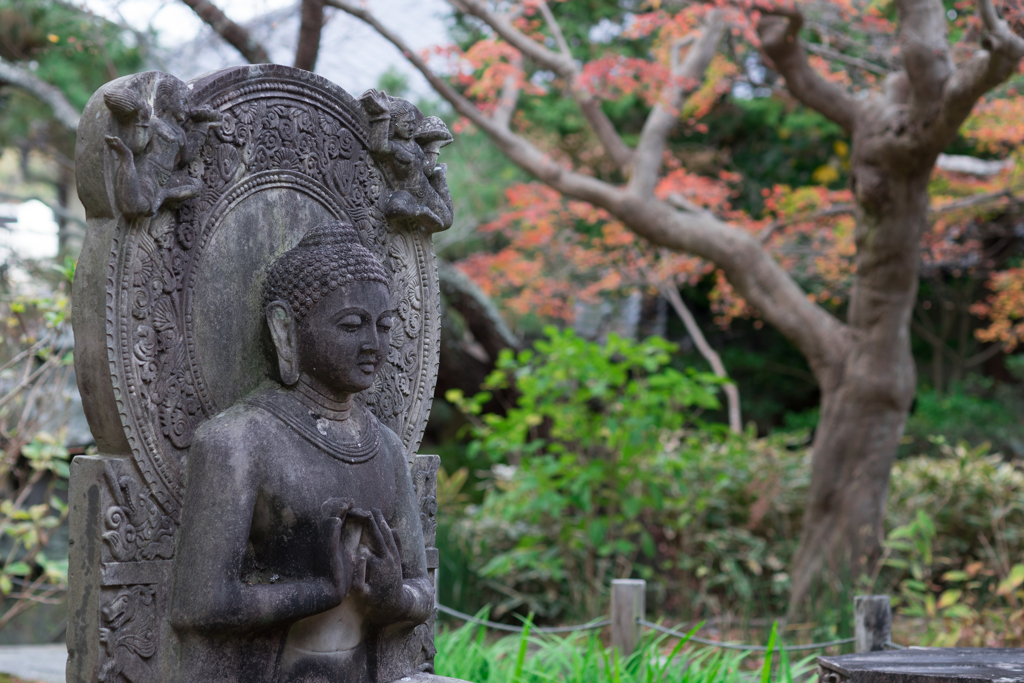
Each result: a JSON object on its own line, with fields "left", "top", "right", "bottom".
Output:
{"left": 266, "top": 300, "right": 299, "bottom": 386}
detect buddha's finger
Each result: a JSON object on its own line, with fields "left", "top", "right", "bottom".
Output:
{"left": 321, "top": 497, "right": 355, "bottom": 520}
{"left": 371, "top": 508, "right": 400, "bottom": 560}
{"left": 350, "top": 508, "right": 389, "bottom": 557}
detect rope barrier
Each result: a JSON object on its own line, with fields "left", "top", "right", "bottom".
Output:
{"left": 436, "top": 603, "right": 611, "bottom": 634}
{"left": 638, "top": 619, "right": 856, "bottom": 653}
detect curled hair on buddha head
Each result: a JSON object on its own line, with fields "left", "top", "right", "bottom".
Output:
{"left": 262, "top": 220, "right": 389, "bottom": 322}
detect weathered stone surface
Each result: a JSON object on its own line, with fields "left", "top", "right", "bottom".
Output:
{"left": 70, "top": 64, "right": 466, "bottom": 683}
{"left": 818, "top": 649, "right": 1024, "bottom": 683}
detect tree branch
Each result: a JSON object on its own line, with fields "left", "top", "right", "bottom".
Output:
{"left": 179, "top": 0, "right": 271, "bottom": 64}
{"left": 0, "top": 59, "right": 80, "bottom": 133}
{"left": 756, "top": 6, "right": 857, "bottom": 134}
{"left": 934, "top": 0, "right": 1024, "bottom": 141}
{"left": 537, "top": 0, "right": 572, "bottom": 59}
{"left": 330, "top": 0, "right": 852, "bottom": 380}
{"left": 446, "top": 0, "right": 633, "bottom": 170}
{"left": 439, "top": 260, "right": 521, "bottom": 357}
{"left": 894, "top": 0, "right": 953, "bottom": 120}
{"left": 803, "top": 42, "right": 889, "bottom": 76}
{"left": 657, "top": 280, "right": 742, "bottom": 432}
{"left": 294, "top": 0, "right": 326, "bottom": 72}
{"left": 629, "top": 11, "right": 726, "bottom": 197}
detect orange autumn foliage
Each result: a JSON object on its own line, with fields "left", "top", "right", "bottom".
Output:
{"left": 973, "top": 268, "right": 1024, "bottom": 350}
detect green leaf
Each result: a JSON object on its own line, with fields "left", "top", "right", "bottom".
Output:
{"left": 997, "top": 564, "right": 1024, "bottom": 596}
{"left": 5, "top": 562, "right": 31, "bottom": 576}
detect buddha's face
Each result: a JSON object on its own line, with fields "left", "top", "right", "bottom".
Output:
{"left": 295, "top": 281, "right": 393, "bottom": 396}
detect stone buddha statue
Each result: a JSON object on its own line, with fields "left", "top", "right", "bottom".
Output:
{"left": 169, "top": 220, "right": 454, "bottom": 683}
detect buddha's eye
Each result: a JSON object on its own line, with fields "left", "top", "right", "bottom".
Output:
{"left": 338, "top": 314, "right": 363, "bottom": 329}
{"left": 377, "top": 316, "right": 393, "bottom": 332}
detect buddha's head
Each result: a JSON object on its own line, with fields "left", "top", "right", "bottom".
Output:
{"left": 262, "top": 221, "right": 393, "bottom": 396}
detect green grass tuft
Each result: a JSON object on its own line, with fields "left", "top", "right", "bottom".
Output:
{"left": 434, "top": 617, "right": 816, "bottom": 683}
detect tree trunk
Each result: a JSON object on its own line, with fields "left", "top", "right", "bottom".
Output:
{"left": 789, "top": 168, "right": 929, "bottom": 610}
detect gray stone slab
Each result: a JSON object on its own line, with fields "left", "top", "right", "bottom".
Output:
{"left": 0, "top": 644, "right": 67, "bottom": 683}
{"left": 819, "top": 648, "right": 1024, "bottom": 683}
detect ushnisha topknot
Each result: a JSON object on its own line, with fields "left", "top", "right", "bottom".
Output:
{"left": 262, "top": 220, "right": 389, "bottom": 321}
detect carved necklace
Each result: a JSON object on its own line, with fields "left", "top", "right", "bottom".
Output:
{"left": 249, "top": 385, "right": 381, "bottom": 465}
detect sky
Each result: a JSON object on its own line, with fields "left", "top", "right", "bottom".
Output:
{"left": 78, "top": 0, "right": 452, "bottom": 97}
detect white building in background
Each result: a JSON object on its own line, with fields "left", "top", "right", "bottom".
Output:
{"left": 0, "top": 200, "right": 60, "bottom": 262}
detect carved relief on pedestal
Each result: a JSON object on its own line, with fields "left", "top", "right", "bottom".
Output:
{"left": 98, "top": 585, "right": 158, "bottom": 683}
{"left": 102, "top": 469, "right": 175, "bottom": 562}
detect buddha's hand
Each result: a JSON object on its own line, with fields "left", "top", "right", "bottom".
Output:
{"left": 349, "top": 507, "right": 409, "bottom": 622}
{"left": 321, "top": 498, "right": 357, "bottom": 604}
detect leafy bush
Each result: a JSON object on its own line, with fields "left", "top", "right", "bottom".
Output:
{"left": 901, "top": 379, "right": 1024, "bottom": 459}
{"left": 447, "top": 328, "right": 810, "bottom": 621}
{"left": 875, "top": 440, "right": 1024, "bottom": 645}
{"left": 442, "top": 328, "right": 1024, "bottom": 641}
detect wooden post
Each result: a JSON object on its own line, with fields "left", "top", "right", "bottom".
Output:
{"left": 854, "top": 595, "right": 891, "bottom": 652}
{"left": 611, "top": 579, "right": 646, "bottom": 657}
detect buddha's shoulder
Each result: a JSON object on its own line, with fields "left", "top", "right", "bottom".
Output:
{"left": 363, "top": 408, "right": 405, "bottom": 459}
{"left": 191, "top": 389, "right": 294, "bottom": 448}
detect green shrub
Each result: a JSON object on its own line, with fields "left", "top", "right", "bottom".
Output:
{"left": 447, "top": 328, "right": 810, "bottom": 621}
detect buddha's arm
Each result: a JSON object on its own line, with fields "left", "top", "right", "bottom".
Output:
{"left": 389, "top": 436, "right": 434, "bottom": 626}
{"left": 170, "top": 419, "right": 342, "bottom": 634}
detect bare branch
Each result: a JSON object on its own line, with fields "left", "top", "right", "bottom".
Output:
{"left": 537, "top": 0, "right": 572, "bottom": 59}
{"left": 657, "top": 280, "right": 742, "bottom": 432}
{"left": 295, "top": 0, "right": 326, "bottom": 72}
{"left": 758, "top": 203, "right": 855, "bottom": 243}
{"left": 629, "top": 11, "right": 726, "bottom": 197}
{"left": 493, "top": 69, "right": 521, "bottom": 130}
{"left": 179, "top": 0, "right": 271, "bottom": 64}
{"left": 454, "top": 0, "right": 574, "bottom": 75}
{"left": 446, "top": 0, "right": 633, "bottom": 170}
{"left": 0, "top": 59, "right": 80, "bottom": 133}
{"left": 803, "top": 42, "right": 889, "bottom": 76}
{"left": 756, "top": 6, "right": 857, "bottom": 133}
